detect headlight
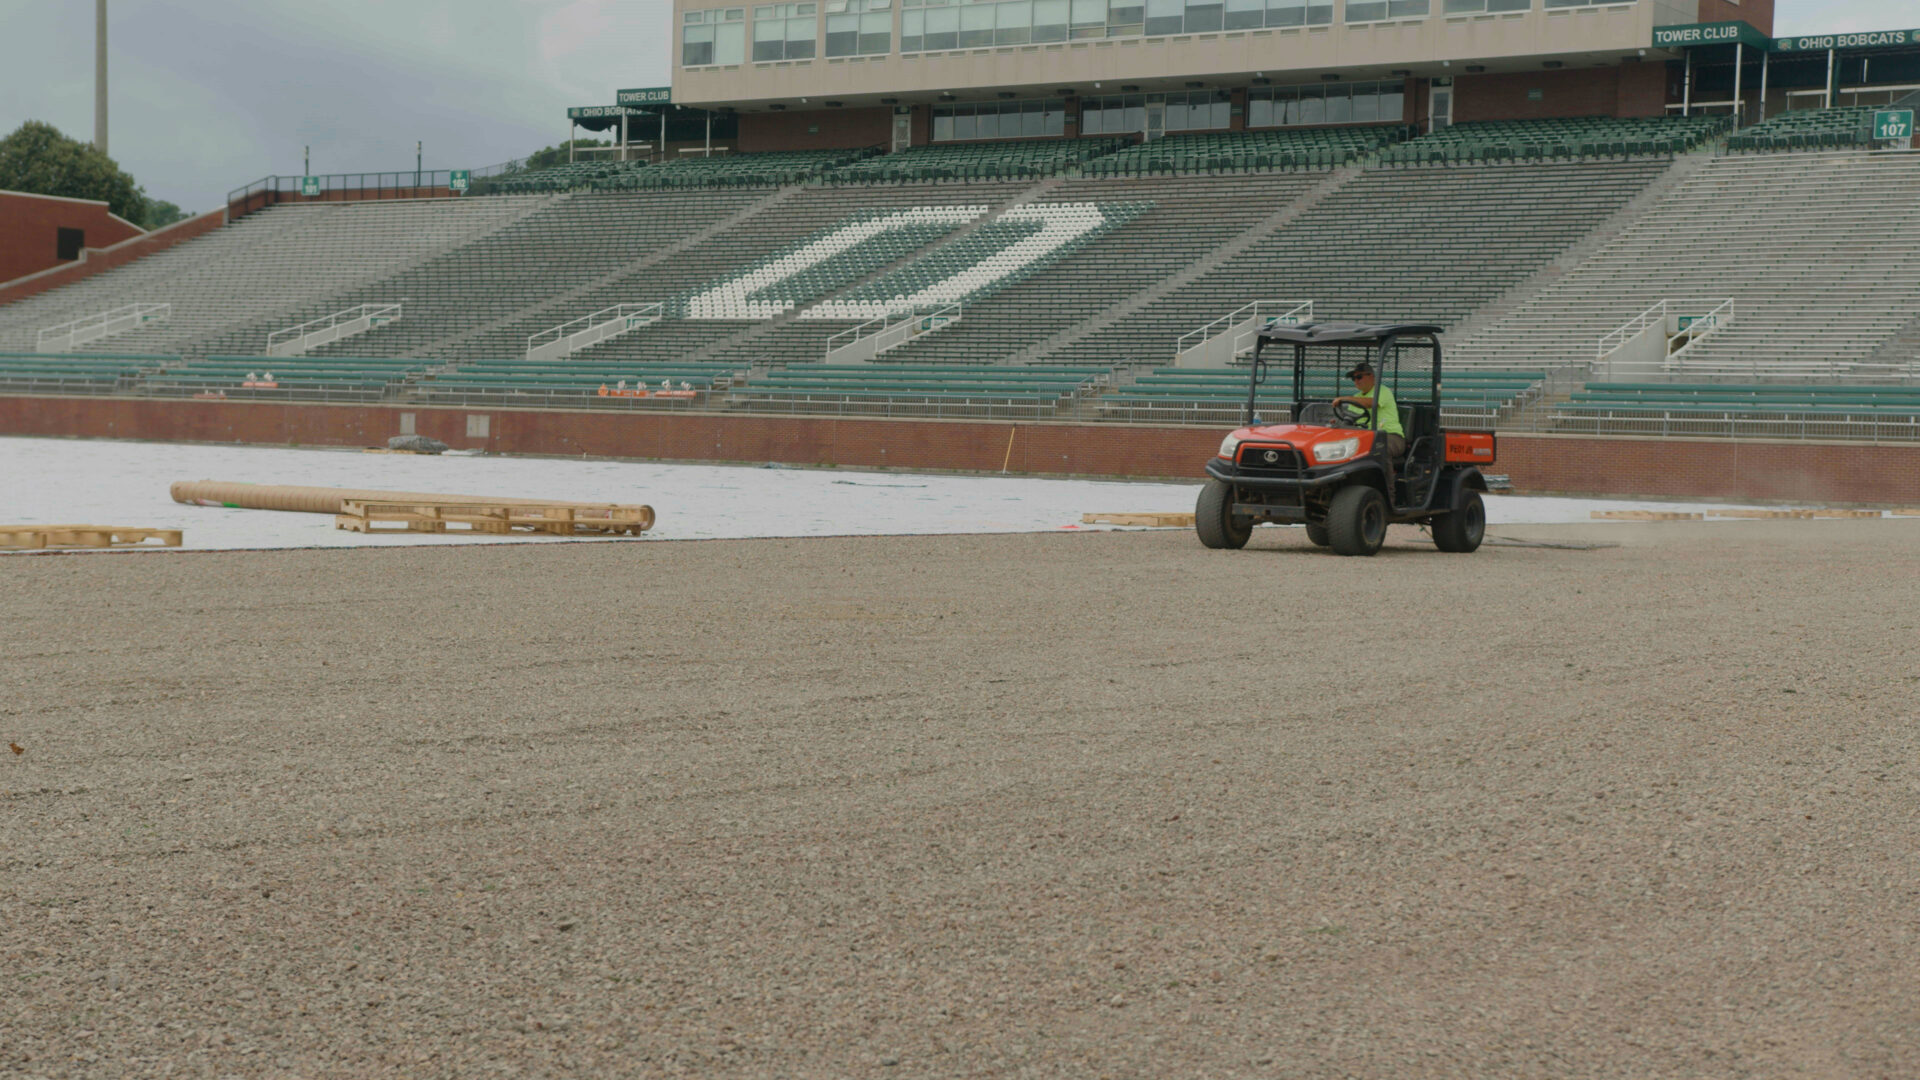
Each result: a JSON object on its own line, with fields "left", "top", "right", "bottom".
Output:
{"left": 1218, "top": 435, "right": 1242, "bottom": 459}
{"left": 1312, "top": 437, "right": 1361, "bottom": 464}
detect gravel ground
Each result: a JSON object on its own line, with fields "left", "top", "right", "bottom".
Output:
{"left": 3, "top": 521, "right": 1918, "bottom": 1079}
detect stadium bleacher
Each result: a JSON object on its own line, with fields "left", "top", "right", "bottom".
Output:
{"left": 4, "top": 130, "right": 1917, "bottom": 442}
{"left": 1726, "top": 106, "right": 1884, "bottom": 152}
{"left": 1452, "top": 153, "right": 1920, "bottom": 377}
{"left": 1379, "top": 115, "right": 1728, "bottom": 165}
{"left": 1048, "top": 159, "right": 1671, "bottom": 366}
{"left": 821, "top": 138, "right": 1129, "bottom": 182}
{"left": 139, "top": 355, "right": 431, "bottom": 400}
{"left": 1083, "top": 126, "right": 1409, "bottom": 175}
{"left": 1098, "top": 368, "right": 1545, "bottom": 424}
{"left": 0, "top": 351, "right": 165, "bottom": 395}
{"left": 598, "top": 149, "right": 877, "bottom": 188}
{"left": 1553, "top": 381, "right": 1920, "bottom": 439}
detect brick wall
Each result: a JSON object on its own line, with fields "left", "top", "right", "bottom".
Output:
{"left": 0, "top": 209, "right": 222, "bottom": 305}
{"left": 1698, "top": 0, "right": 1773, "bottom": 34}
{"left": 0, "top": 191, "right": 145, "bottom": 286}
{"left": 3, "top": 396, "right": 1918, "bottom": 506}
{"left": 1455, "top": 66, "right": 1669, "bottom": 123}
{"left": 739, "top": 107, "right": 892, "bottom": 152}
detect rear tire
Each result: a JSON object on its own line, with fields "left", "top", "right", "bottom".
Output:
{"left": 1195, "top": 479, "right": 1251, "bottom": 550}
{"left": 1327, "top": 485, "right": 1386, "bottom": 557}
{"left": 1433, "top": 489, "right": 1486, "bottom": 553}
{"left": 1304, "top": 522, "right": 1330, "bottom": 547}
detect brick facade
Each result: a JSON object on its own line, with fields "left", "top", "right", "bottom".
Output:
{"left": 739, "top": 107, "right": 893, "bottom": 152}
{"left": 0, "top": 190, "right": 145, "bottom": 287}
{"left": 1455, "top": 64, "right": 1670, "bottom": 124}
{"left": 3, "top": 396, "right": 1917, "bottom": 506}
{"left": 0, "top": 209, "right": 222, "bottom": 304}
{"left": 1697, "top": 0, "right": 1773, "bottom": 34}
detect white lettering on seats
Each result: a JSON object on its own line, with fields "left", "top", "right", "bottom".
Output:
{"left": 683, "top": 206, "right": 988, "bottom": 320}
{"left": 799, "top": 202, "right": 1117, "bottom": 322}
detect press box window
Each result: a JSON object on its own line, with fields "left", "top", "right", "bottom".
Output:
{"left": 682, "top": 8, "right": 746, "bottom": 66}
{"left": 826, "top": 0, "right": 892, "bottom": 56}
{"left": 753, "top": 3, "right": 817, "bottom": 61}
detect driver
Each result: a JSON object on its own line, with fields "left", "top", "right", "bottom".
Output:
{"left": 1333, "top": 361, "right": 1405, "bottom": 459}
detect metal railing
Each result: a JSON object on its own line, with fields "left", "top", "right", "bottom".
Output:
{"left": 266, "top": 302, "right": 404, "bottom": 357}
{"left": 1596, "top": 298, "right": 1734, "bottom": 370}
{"left": 1173, "top": 300, "right": 1313, "bottom": 367}
{"left": 525, "top": 302, "right": 664, "bottom": 363}
{"left": 823, "top": 302, "right": 963, "bottom": 364}
{"left": 36, "top": 303, "right": 171, "bottom": 354}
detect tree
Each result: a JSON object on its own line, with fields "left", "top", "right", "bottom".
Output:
{"left": 142, "top": 200, "right": 189, "bottom": 228}
{"left": 0, "top": 121, "right": 148, "bottom": 224}
{"left": 525, "top": 139, "right": 611, "bottom": 171}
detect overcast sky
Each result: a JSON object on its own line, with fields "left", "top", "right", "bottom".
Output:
{"left": 0, "top": 0, "right": 1909, "bottom": 213}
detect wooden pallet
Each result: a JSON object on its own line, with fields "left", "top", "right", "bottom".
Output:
{"left": 1591, "top": 510, "right": 1704, "bottom": 521}
{"left": 1082, "top": 512, "right": 1196, "bottom": 527}
{"left": 0, "top": 525, "right": 183, "bottom": 550}
{"left": 1709, "top": 509, "right": 1817, "bottom": 519}
{"left": 1809, "top": 509, "right": 1885, "bottom": 519}
{"left": 335, "top": 500, "right": 654, "bottom": 537}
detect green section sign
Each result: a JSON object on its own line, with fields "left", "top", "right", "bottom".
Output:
{"left": 568, "top": 105, "right": 637, "bottom": 119}
{"left": 1874, "top": 110, "right": 1914, "bottom": 140}
{"left": 616, "top": 86, "right": 672, "bottom": 107}
{"left": 1652, "top": 21, "right": 1771, "bottom": 51}
{"left": 300, "top": 176, "right": 320, "bottom": 197}
{"left": 449, "top": 169, "right": 471, "bottom": 193}
{"left": 1775, "top": 30, "right": 1918, "bottom": 52}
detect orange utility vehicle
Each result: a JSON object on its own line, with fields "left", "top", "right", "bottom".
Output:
{"left": 1195, "top": 322, "right": 1494, "bottom": 556}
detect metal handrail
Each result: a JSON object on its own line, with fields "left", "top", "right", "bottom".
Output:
{"left": 822, "top": 302, "right": 964, "bottom": 360}
{"left": 526, "top": 303, "right": 665, "bottom": 353}
{"left": 1174, "top": 299, "right": 1313, "bottom": 357}
{"left": 265, "top": 302, "right": 404, "bottom": 355}
{"left": 1595, "top": 298, "right": 1734, "bottom": 361}
{"left": 36, "top": 302, "right": 171, "bottom": 353}
{"left": 1666, "top": 298, "right": 1737, "bottom": 366}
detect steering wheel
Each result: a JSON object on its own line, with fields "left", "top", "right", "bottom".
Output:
{"left": 1333, "top": 400, "right": 1369, "bottom": 427}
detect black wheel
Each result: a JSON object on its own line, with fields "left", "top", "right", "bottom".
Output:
{"left": 1433, "top": 489, "right": 1486, "bottom": 553}
{"left": 1195, "top": 479, "right": 1252, "bottom": 550}
{"left": 1304, "top": 522, "right": 1330, "bottom": 547}
{"left": 1327, "top": 485, "right": 1386, "bottom": 557}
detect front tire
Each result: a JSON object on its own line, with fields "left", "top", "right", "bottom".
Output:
{"left": 1195, "top": 479, "right": 1251, "bottom": 550}
{"left": 1433, "top": 489, "right": 1486, "bottom": 553}
{"left": 1305, "top": 522, "right": 1330, "bottom": 547}
{"left": 1327, "top": 485, "right": 1386, "bottom": 557}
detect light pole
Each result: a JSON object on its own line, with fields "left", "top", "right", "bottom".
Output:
{"left": 95, "top": 0, "right": 108, "bottom": 156}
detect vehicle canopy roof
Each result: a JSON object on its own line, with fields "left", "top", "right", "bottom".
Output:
{"left": 1255, "top": 322, "right": 1445, "bottom": 345}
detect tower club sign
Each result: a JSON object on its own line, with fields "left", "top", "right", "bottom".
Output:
{"left": 1654, "top": 22, "right": 1919, "bottom": 53}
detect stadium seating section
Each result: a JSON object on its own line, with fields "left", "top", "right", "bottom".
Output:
{"left": 7, "top": 134, "right": 1919, "bottom": 440}
{"left": 1453, "top": 153, "right": 1920, "bottom": 378}
{"left": 1085, "top": 126, "right": 1409, "bottom": 175}
{"left": 822, "top": 138, "right": 1129, "bottom": 182}
{"left": 0, "top": 352, "right": 166, "bottom": 394}
{"left": 1727, "top": 107, "right": 1883, "bottom": 152}
{"left": 602, "top": 149, "right": 877, "bottom": 188}
{"left": 1379, "top": 115, "right": 1728, "bottom": 165}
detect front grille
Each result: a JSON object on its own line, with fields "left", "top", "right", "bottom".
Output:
{"left": 1236, "top": 443, "right": 1303, "bottom": 477}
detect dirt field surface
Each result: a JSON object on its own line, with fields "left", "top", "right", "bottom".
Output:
{"left": 5, "top": 521, "right": 1919, "bottom": 1079}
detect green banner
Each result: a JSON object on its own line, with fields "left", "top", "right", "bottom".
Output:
{"left": 1652, "top": 21, "right": 1772, "bottom": 52}
{"left": 617, "top": 86, "right": 672, "bottom": 107}
{"left": 449, "top": 169, "right": 471, "bottom": 193}
{"left": 1775, "top": 29, "right": 1918, "bottom": 52}
{"left": 300, "top": 176, "right": 320, "bottom": 197}
{"left": 567, "top": 105, "right": 637, "bottom": 120}
{"left": 1874, "top": 110, "right": 1914, "bottom": 140}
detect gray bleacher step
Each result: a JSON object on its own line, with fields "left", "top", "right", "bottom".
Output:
{"left": 680, "top": 177, "right": 1066, "bottom": 364}
{"left": 1445, "top": 152, "right": 1711, "bottom": 348}
{"left": 1009, "top": 165, "right": 1362, "bottom": 366}
{"left": 413, "top": 185, "right": 802, "bottom": 361}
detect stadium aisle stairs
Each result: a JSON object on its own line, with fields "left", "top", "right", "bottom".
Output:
{"left": 1044, "top": 160, "right": 1671, "bottom": 366}
{"left": 1451, "top": 153, "right": 1920, "bottom": 377}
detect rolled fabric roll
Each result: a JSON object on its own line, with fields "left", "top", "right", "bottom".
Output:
{"left": 169, "top": 482, "right": 609, "bottom": 514}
